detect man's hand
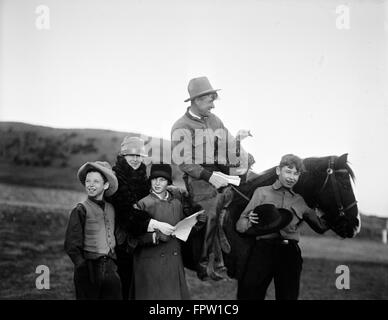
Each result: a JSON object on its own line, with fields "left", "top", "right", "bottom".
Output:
{"left": 236, "top": 129, "right": 252, "bottom": 140}
{"left": 149, "top": 219, "right": 176, "bottom": 235}
{"left": 209, "top": 172, "right": 229, "bottom": 189}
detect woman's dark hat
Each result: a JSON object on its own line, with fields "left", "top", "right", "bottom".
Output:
{"left": 245, "top": 204, "right": 293, "bottom": 236}
{"left": 149, "top": 164, "right": 172, "bottom": 184}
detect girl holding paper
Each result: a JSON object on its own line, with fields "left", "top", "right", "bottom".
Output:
{"left": 132, "top": 163, "right": 206, "bottom": 300}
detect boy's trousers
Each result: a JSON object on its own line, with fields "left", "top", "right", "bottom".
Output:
{"left": 237, "top": 239, "right": 303, "bottom": 300}
{"left": 74, "top": 256, "right": 122, "bottom": 300}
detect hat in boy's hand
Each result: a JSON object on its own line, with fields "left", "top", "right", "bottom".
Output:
{"left": 245, "top": 204, "right": 293, "bottom": 236}
{"left": 77, "top": 161, "right": 118, "bottom": 197}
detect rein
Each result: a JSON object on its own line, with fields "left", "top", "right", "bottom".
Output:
{"left": 230, "top": 185, "right": 250, "bottom": 202}
{"left": 231, "top": 156, "right": 357, "bottom": 218}
{"left": 317, "top": 156, "right": 357, "bottom": 217}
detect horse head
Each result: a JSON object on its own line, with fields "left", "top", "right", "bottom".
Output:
{"left": 298, "top": 154, "right": 360, "bottom": 238}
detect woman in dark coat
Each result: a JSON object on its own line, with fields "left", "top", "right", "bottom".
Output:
{"left": 107, "top": 136, "right": 175, "bottom": 300}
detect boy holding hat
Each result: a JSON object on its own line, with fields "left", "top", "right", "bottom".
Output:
{"left": 64, "top": 161, "right": 122, "bottom": 300}
{"left": 132, "top": 163, "right": 206, "bottom": 300}
{"left": 236, "top": 154, "right": 329, "bottom": 300}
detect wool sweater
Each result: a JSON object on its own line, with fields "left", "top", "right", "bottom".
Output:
{"left": 171, "top": 108, "right": 254, "bottom": 181}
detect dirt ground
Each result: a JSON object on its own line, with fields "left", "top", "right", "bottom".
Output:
{"left": 1, "top": 200, "right": 387, "bottom": 300}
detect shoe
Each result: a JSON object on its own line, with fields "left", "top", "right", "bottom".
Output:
{"left": 196, "top": 264, "right": 210, "bottom": 281}
{"left": 215, "top": 267, "right": 232, "bottom": 281}
{"left": 197, "top": 272, "right": 210, "bottom": 281}
{"left": 215, "top": 265, "right": 227, "bottom": 273}
{"left": 209, "top": 271, "right": 225, "bottom": 281}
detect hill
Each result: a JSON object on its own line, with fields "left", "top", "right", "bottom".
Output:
{"left": 0, "top": 121, "right": 182, "bottom": 190}
{"left": 1, "top": 121, "right": 386, "bottom": 240}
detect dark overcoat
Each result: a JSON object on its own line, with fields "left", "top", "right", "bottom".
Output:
{"left": 133, "top": 191, "right": 190, "bottom": 300}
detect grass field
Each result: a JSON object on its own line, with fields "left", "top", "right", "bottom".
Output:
{"left": 1, "top": 183, "right": 387, "bottom": 300}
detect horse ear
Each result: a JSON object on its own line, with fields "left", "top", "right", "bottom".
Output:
{"left": 336, "top": 153, "right": 348, "bottom": 168}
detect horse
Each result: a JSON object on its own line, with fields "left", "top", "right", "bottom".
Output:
{"left": 221, "top": 153, "right": 360, "bottom": 280}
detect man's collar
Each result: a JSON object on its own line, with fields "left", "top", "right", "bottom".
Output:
{"left": 188, "top": 107, "right": 202, "bottom": 119}
{"left": 272, "top": 180, "right": 296, "bottom": 196}
{"left": 185, "top": 107, "right": 208, "bottom": 122}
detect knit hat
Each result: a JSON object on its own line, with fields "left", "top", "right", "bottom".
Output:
{"left": 77, "top": 161, "right": 118, "bottom": 197}
{"left": 149, "top": 164, "right": 172, "bottom": 184}
{"left": 119, "top": 136, "right": 148, "bottom": 157}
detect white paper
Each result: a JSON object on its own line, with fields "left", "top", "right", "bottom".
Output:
{"left": 172, "top": 210, "right": 205, "bottom": 242}
{"left": 213, "top": 171, "right": 241, "bottom": 186}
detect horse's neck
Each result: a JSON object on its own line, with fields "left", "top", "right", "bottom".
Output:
{"left": 295, "top": 164, "right": 324, "bottom": 208}
{"left": 240, "top": 168, "right": 277, "bottom": 197}
{"left": 238, "top": 163, "right": 324, "bottom": 208}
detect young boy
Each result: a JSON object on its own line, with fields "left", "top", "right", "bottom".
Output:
{"left": 64, "top": 161, "right": 122, "bottom": 300}
{"left": 132, "top": 163, "right": 206, "bottom": 300}
{"left": 236, "top": 154, "right": 329, "bottom": 300}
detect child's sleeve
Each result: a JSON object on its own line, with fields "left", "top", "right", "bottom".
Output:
{"left": 127, "top": 233, "right": 157, "bottom": 252}
{"left": 300, "top": 197, "right": 330, "bottom": 234}
{"left": 64, "top": 204, "right": 86, "bottom": 267}
{"left": 236, "top": 188, "right": 264, "bottom": 233}
{"left": 126, "top": 199, "right": 152, "bottom": 236}
{"left": 107, "top": 187, "right": 152, "bottom": 237}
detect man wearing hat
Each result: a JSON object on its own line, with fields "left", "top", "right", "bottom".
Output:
{"left": 171, "top": 76, "right": 255, "bottom": 280}
{"left": 236, "top": 154, "right": 329, "bottom": 300}
{"left": 106, "top": 136, "right": 176, "bottom": 299}
{"left": 64, "top": 161, "right": 122, "bottom": 299}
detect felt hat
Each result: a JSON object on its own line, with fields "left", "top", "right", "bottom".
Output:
{"left": 119, "top": 136, "right": 148, "bottom": 157}
{"left": 245, "top": 204, "right": 293, "bottom": 236}
{"left": 184, "top": 76, "right": 220, "bottom": 102}
{"left": 77, "top": 161, "right": 118, "bottom": 197}
{"left": 149, "top": 164, "right": 172, "bottom": 184}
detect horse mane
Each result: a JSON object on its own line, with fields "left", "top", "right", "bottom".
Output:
{"left": 345, "top": 162, "right": 356, "bottom": 182}
{"left": 303, "top": 156, "right": 356, "bottom": 182}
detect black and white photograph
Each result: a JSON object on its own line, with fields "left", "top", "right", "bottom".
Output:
{"left": 0, "top": 0, "right": 387, "bottom": 306}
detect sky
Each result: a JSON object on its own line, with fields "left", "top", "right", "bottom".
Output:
{"left": 0, "top": 0, "right": 387, "bottom": 217}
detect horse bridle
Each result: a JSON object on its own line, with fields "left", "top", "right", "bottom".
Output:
{"left": 318, "top": 156, "right": 357, "bottom": 217}
{"left": 231, "top": 156, "right": 358, "bottom": 217}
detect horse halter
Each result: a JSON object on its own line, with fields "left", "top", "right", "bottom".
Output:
{"left": 318, "top": 156, "right": 357, "bottom": 217}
